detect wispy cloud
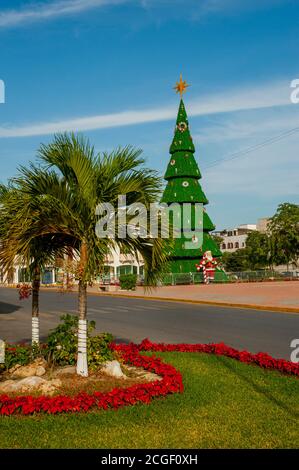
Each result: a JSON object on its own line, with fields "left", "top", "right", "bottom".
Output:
{"left": 0, "top": 80, "right": 293, "bottom": 138}
{"left": 204, "top": 134, "right": 299, "bottom": 198}
{"left": 0, "top": 0, "right": 288, "bottom": 29}
{"left": 195, "top": 101, "right": 299, "bottom": 200}
{"left": 194, "top": 110, "right": 299, "bottom": 144}
{"left": 190, "top": 0, "right": 289, "bottom": 18}
{"left": 0, "top": 0, "right": 127, "bottom": 28}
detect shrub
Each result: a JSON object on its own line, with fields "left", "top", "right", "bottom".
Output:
{"left": 87, "top": 334, "right": 115, "bottom": 371}
{"left": 0, "top": 315, "right": 114, "bottom": 373}
{"left": 45, "top": 314, "right": 114, "bottom": 368}
{"left": 119, "top": 273, "right": 137, "bottom": 290}
{"left": 1, "top": 343, "right": 42, "bottom": 371}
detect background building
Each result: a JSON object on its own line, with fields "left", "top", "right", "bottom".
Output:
{"left": 216, "top": 218, "right": 271, "bottom": 253}
{"left": 215, "top": 224, "right": 257, "bottom": 253}
{"left": 256, "top": 218, "right": 270, "bottom": 233}
{"left": 102, "top": 246, "right": 144, "bottom": 281}
{"left": 0, "top": 246, "right": 144, "bottom": 286}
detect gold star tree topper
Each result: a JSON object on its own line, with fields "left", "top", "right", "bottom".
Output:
{"left": 174, "top": 74, "right": 190, "bottom": 97}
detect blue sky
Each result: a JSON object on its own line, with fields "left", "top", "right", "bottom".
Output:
{"left": 0, "top": 0, "right": 298, "bottom": 229}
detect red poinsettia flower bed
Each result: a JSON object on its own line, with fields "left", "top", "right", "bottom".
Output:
{"left": 133, "top": 339, "right": 299, "bottom": 377}
{"left": 0, "top": 340, "right": 298, "bottom": 416}
{"left": 0, "top": 343, "right": 183, "bottom": 416}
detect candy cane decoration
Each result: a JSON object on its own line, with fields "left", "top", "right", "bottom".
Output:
{"left": 196, "top": 258, "right": 208, "bottom": 283}
{"left": 196, "top": 251, "right": 218, "bottom": 285}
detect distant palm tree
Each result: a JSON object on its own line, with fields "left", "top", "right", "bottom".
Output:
{"left": 0, "top": 185, "right": 75, "bottom": 345}
{"left": 5, "top": 133, "right": 168, "bottom": 376}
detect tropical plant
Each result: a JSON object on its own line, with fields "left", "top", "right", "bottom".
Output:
{"left": 5, "top": 133, "right": 168, "bottom": 376}
{"left": 0, "top": 185, "right": 74, "bottom": 345}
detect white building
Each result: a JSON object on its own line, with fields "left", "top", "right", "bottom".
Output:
{"left": 214, "top": 224, "right": 257, "bottom": 253}
{"left": 0, "top": 246, "right": 144, "bottom": 286}
{"left": 101, "top": 246, "right": 144, "bottom": 280}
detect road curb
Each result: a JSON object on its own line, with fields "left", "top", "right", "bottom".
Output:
{"left": 3, "top": 285, "right": 299, "bottom": 314}
{"left": 87, "top": 292, "right": 299, "bottom": 314}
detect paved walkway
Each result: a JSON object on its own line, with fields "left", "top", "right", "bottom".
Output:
{"left": 88, "top": 281, "right": 299, "bottom": 312}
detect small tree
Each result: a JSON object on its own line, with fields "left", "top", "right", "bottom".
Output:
{"left": 0, "top": 185, "right": 74, "bottom": 345}
{"left": 221, "top": 250, "right": 248, "bottom": 272}
{"left": 211, "top": 234, "right": 223, "bottom": 250}
{"left": 245, "top": 231, "right": 270, "bottom": 270}
{"left": 9, "top": 133, "right": 168, "bottom": 376}
{"left": 268, "top": 203, "right": 299, "bottom": 269}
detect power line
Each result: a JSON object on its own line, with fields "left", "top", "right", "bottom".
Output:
{"left": 202, "top": 125, "right": 299, "bottom": 170}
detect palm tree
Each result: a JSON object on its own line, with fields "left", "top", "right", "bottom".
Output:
{"left": 0, "top": 184, "right": 77, "bottom": 345}
{"left": 7, "top": 133, "right": 168, "bottom": 376}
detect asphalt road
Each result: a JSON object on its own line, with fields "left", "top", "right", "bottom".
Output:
{"left": 0, "top": 287, "right": 298, "bottom": 359}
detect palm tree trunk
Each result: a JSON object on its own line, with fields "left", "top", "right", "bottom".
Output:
{"left": 76, "top": 242, "right": 88, "bottom": 377}
{"left": 31, "top": 264, "right": 40, "bottom": 346}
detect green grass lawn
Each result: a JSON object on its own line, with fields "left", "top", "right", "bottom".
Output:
{"left": 0, "top": 352, "right": 298, "bottom": 448}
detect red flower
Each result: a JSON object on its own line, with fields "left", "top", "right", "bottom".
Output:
{"left": 1, "top": 340, "right": 298, "bottom": 416}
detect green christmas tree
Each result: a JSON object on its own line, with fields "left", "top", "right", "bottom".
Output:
{"left": 160, "top": 78, "right": 225, "bottom": 279}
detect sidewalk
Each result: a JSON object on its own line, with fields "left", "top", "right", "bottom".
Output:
{"left": 87, "top": 281, "right": 299, "bottom": 313}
